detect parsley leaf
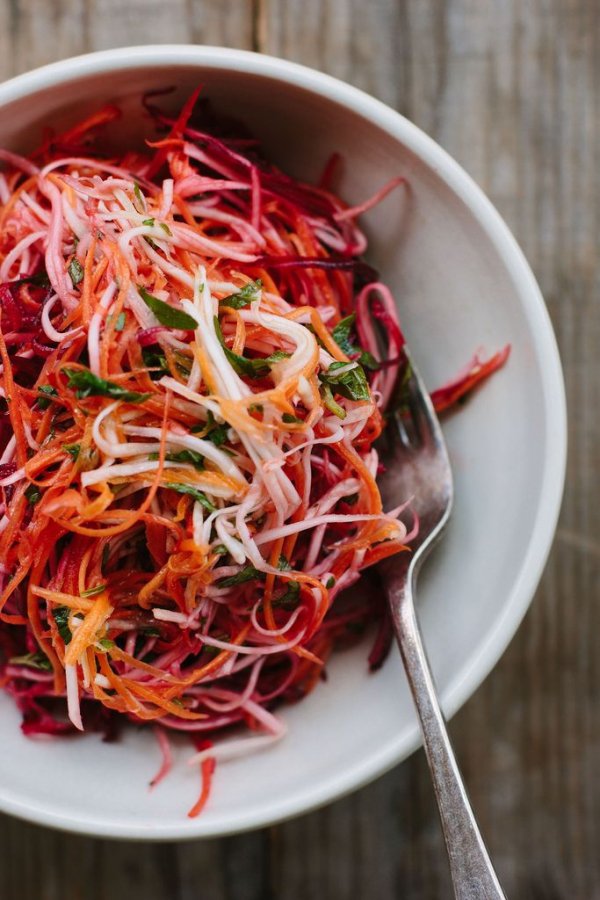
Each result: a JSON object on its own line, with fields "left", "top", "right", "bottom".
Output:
{"left": 139, "top": 287, "right": 198, "bottom": 330}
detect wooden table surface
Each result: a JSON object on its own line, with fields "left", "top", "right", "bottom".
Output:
{"left": 0, "top": 1, "right": 594, "bottom": 897}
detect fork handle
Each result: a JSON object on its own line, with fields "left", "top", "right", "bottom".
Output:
{"left": 389, "top": 588, "right": 507, "bottom": 900}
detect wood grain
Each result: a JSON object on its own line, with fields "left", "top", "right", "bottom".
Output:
{"left": 0, "top": 0, "right": 597, "bottom": 897}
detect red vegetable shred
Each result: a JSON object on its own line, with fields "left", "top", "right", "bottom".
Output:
{"left": 0, "top": 92, "right": 507, "bottom": 814}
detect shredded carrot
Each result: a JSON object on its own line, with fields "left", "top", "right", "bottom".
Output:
{"left": 0, "top": 91, "right": 506, "bottom": 815}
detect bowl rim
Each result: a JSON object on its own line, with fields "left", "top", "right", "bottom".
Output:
{"left": 0, "top": 44, "right": 567, "bottom": 840}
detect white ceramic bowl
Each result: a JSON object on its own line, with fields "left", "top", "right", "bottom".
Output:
{"left": 0, "top": 46, "right": 566, "bottom": 839}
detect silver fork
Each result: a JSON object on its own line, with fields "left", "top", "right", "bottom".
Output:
{"left": 377, "top": 348, "right": 507, "bottom": 900}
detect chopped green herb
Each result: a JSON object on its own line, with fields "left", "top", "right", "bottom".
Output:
{"left": 190, "top": 411, "right": 229, "bottom": 446}
{"left": 319, "top": 360, "right": 370, "bottom": 402}
{"left": 97, "top": 638, "right": 114, "bottom": 651}
{"left": 133, "top": 182, "right": 146, "bottom": 211}
{"left": 206, "top": 421, "right": 228, "bottom": 446}
{"left": 214, "top": 316, "right": 290, "bottom": 378}
{"left": 141, "top": 348, "right": 169, "bottom": 377}
{"left": 113, "top": 312, "right": 126, "bottom": 332}
{"left": 9, "top": 651, "right": 52, "bottom": 671}
{"left": 15, "top": 270, "right": 50, "bottom": 289}
{"left": 217, "top": 565, "right": 261, "bottom": 588}
{"left": 141, "top": 625, "right": 161, "bottom": 637}
{"left": 159, "top": 223, "right": 172, "bottom": 236}
{"left": 332, "top": 313, "right": 380, "bottom": 371}
{"left": 62, "top": 368, "right": 151, "bottom": 403}
{"left": 142, "top": 217, "right": 155, "bottom": 227}
{"left": 273, "top": 580, "right": 301, "bottom": 609}
{"left": 36, "top": 384, "right": 58, "bottom": 410}
{"left": 139, "top": 286, "right": 198, "bottom": 330}
{"left": 52, "top": 607, "right": 72, "bottom": 644}
{"left": 149, "top": 449, "right": 205, "bottom": 471}
{"left": 282, "top": 413, "right": 303, "bottom": 424}
{"left": 81, "top": 583, "right": 106, "bottom": 598}
{"left": 166, "top": 482, "right": 216, "bottom": 512}
{"left": 68, "top": 258, "right": 84, "bottom": 286}
{"left": 212, "top": 544, "right": 228, "bottom": 556}
{"left": 358, "top": 350, "right": 380, "bottom": 371}
{"left": 320, "top": 382, "right": 346, "bottom": 419}
{"left": 64, "top": 443, "right": 80, "bottom": 460}
{"left": 325, "top": 576, "right": 336, "bottom": 589}
{"left": 277, "top": 555, "right": 292, "bottom": 571}
{"left": 25, "top": 484, "right": 41, "bottom": 505}
{"left": 220, "top": 279, "right": 263, "bottom": 309}
{"left": 332, "top": 314, "right": 356, "bottom": 356}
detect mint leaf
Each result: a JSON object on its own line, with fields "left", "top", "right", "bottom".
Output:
{"left": 52, "top": 607, "right": 72, "bottom": 645}
{"left": 9, "top": 651, "right": 52, "bottom": 671}
{"left": 139, "top": 287, "right": 198, "bottom": 330}
{"left": 319, "top": 361, "right": 370, "bottom": 402}
{"left": 64, "top": 443, "right": 80, "bottom": 460}
{"left": 332, "top": 313, "right": 380, "bottom": 371}
{"left": 25, "top": 484, "right": 41, "bottom": 504}
{"left": 81, "top": 584, "right": 106, "bottom": 597}
{"left": 37, "top": 385, "right": 57, "bottom": 410}
{"left": 217, "top": 565, "right": 260, "bottom": 588}
{"left": 220, "top": 279, "right": 262, "bottom": 309}
{"left": 149, "top": 449, "right": 205, "bottom": 471}
{"left": 332, "top": 313, "right": 357, "bottom": 356}
{"left": 166, "top": 482, "right": 216, "bottom": 512}
{"left": 63, "top": 368, "right": 150, "bottom": 403}
{"left": 214, "top": 317, "right": 290, "bottom": 378}
{"left": 69, "top": 258, "right": 84, "bottom": 286}
{"left": 272, "top": 580, "right": 300, "bottom": 609}
{"left": 320, "top": 382, "right": 346, "bottom": 419}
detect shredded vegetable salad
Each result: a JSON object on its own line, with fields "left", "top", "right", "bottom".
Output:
{"left": 0, "top": 92, "right": 508, "bottom": 815}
